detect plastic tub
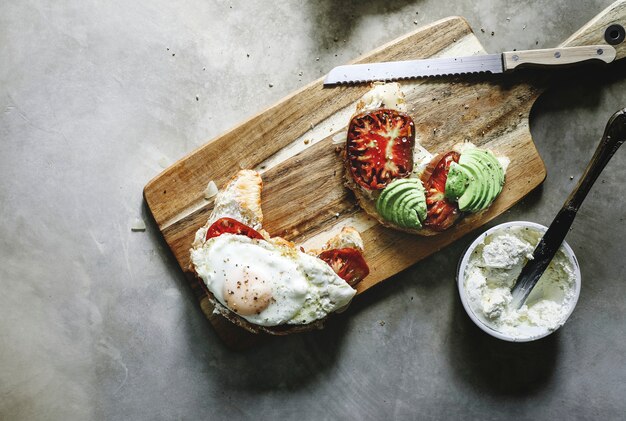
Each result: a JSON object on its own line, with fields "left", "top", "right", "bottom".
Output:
{"left": 457, "top": 221, "right": 582, "bottom": 342}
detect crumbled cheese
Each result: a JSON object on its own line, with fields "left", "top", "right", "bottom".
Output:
{"left": 203, "top": 181, "right": 219, "bottom": 200}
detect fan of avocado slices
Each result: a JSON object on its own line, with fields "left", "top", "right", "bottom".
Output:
{"left": 376, "top": 178, "right": 427, "bottom": 230}
{"left": 444, "top": 148, "right": 505, "bottom": 213}
{"left": 374, "top": 147, "right": 506, "bottom": 231}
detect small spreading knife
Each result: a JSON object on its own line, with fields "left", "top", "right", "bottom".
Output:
{"left": 324, "top": 45, "right": 616, "bottom": 85}
{"left": 510, "top": 108, "right": 626, "bottom": 309}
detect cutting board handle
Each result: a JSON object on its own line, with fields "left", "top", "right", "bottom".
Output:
{"left": 561, "top": 0, "right": 626, "bottom": 61}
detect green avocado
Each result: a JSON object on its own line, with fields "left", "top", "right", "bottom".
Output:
{"left": 456, "top": 160, "right": 481, "bottom": 211}
{"left": 475, "top": 157, "right": 501, "bottom": 211}
{"left": 397, "top": 191, "right": 426, "bottom": 228}
{"left": 453, "top": 149, "right": 505, "bottom": 213}
{"left": 445, "top": 162, "right": 471, "bottom": 201}
{"left": 376, "top": 178, "right": 427, "bottom": 229}
{"left": 377, "top": 179, "right": 416, "bottom": 216}
{"left": 474, "top": 161, "right": 495, "bottom": 211}
{"left": 460, "top": 152, "right": 491, "bottom": 212}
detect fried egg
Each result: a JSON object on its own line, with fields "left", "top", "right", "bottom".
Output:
{"left": 190, "top": 170, "right": 361, "bottom": 327}
{"left": 191, "top": 234, "right": 356, "bottom": 326}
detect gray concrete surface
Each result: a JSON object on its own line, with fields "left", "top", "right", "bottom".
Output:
{"left": 2, "top": 0, "right": 626, "bottom": 419}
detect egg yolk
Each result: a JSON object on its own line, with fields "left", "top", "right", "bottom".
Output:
{"left": 223, "top": 270, "right": 273, "bottom": 316}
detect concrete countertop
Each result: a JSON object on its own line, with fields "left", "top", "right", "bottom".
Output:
{"left": 2, "top": 1, "right": 625, "bottom": 419}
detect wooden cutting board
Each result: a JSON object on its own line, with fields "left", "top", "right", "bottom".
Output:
{"left": 144, "top": 2, "right": 626, "bottom": 348}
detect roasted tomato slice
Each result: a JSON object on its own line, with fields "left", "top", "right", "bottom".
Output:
{"left": 425, "top": 199, "right": 460, "bottom": 231}
{"left": 423, "top": 151, "right": 462, "bottom": 231}
{"left": 347, "top": 108, "right": 415, "bottom": 190}
{"left": 318, "top": 248, "right": 370, "bottom": 287}
{"left": 205, "top": 217, "right": 264, "bottom": 241}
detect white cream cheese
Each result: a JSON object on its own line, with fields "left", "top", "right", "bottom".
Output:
{"left": 464, "top": 226, "right": 577, "bottom": 339}
{"left": 358, "top": 82, "right": 408, "bottom": 112}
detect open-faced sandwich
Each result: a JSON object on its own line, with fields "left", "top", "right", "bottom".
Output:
{"left": 190, "top": 170, "right": 369, "bottom": 334}
{"left": 344, "top": 82, "right": 509, "bottom": 235}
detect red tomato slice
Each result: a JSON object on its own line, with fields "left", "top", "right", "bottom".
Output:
{"left": 347, "top": 109, "right": 415, "bottom": 190}
{"left": 205, "top": 217, "right": 264, "bottom": 241}
{"left": 423, "top": 151, "right": 462, "bottom": 231}
{"left": 419, "top": 153, "right": 441, "bottom": 185}
{"left": 424, "top": 199, "right": 460, "bottom": 231}
{"left": 318, "top": 248, "right": 370, "bottom": 287}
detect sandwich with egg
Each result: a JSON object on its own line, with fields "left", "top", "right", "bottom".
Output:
{"left": 344, "top": 82, "right": 509, "bottom": 235}
{"left": 190, "top": 170, "right": 369, "bottom": 334}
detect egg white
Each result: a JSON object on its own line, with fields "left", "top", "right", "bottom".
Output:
{"left": 190, "top": 234, "right": 356, "bottom": 326}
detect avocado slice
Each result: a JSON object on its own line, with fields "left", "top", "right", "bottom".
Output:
{"left": 458, "top": 151, "right": 486, "bottom": 212}
{"left": 471, "top": 150, "right": 504, "bottom": 211}
{"left": 392, "top": 181, "right": 425, "bottom": 228}
{"left": 473, "top": 158, "right": 498, "bottom": 211}
{"left": 376, "top": 179, "right": 416, "bottom": 217}
{"left": 395, "top": 193, "right": 420, "bottom": 228}
{"left": 456, "top": 161, "right": 480, "bottom": 212}
{"left": 481, "top": 153, "right": 505, "bottom": 210}
{"left": 458, "top": 157, "right": 486, "bottom": 212}
{"left": 445, "top": 162, "right": 471, "bottom": 201}
{"left": 467, "top": 159, "right": 489, "bottom": 212}
{"left": 396, "top": 190, "right": 426, "bottom": 228}
{"left": 464, "top": 149, "right": 504, "bottom": 184}
{"left": 376, "top": 178, "right": 426, "bottom": 228}
{"left": 457, "top": 149, "right": 505, "bottom": 212}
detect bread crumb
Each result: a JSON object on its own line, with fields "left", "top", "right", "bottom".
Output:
{"left": 204, "top": 180, "right": 219, "bottom": 199}
{"left": 131, "top": 218, "right": 146, "bottom": 232}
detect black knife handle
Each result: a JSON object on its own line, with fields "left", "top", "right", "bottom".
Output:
{"left": 511, "top": 108, "right": 626, "bottom": 308}
{"left": 564, "top": 108, "right": 626, "bottom": 212}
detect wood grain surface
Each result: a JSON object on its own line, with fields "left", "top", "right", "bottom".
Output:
{"left": 144, "top": 1, "right": 626, "bottom": 348}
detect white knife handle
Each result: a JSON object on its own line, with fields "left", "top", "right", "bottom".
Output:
{"left": 502, "top": 45, "right": 616, "bottom": 71}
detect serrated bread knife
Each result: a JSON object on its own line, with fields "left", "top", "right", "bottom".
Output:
{"left": 324, "top": 45, "right": 616, "bottom": 85}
